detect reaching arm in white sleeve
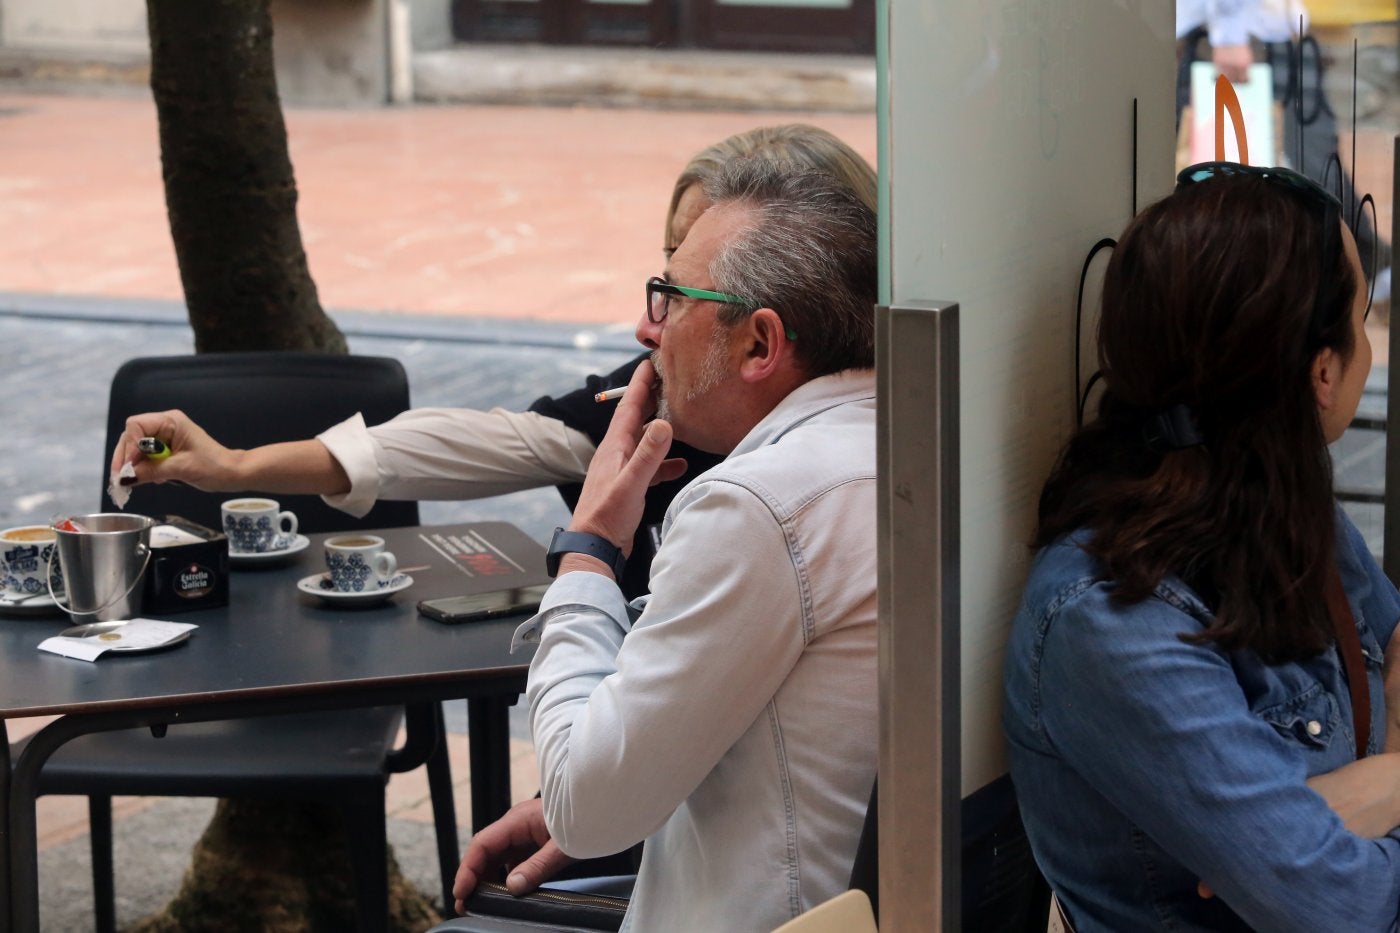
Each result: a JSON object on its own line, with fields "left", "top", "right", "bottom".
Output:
{"left": 317, "top": 407, "right": 597, "bottom": 517}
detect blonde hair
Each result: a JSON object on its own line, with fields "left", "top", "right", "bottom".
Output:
{"left": 664, "top": 124, "right": 877, "bottom": 252}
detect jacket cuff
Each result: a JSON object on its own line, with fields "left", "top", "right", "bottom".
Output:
{"left": 315, "top": 412, "right": 381, "bottom": 519}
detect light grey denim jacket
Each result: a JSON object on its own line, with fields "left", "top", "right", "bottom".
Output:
{"left": 514, "top": 370, "right": 878, "bottom": 933}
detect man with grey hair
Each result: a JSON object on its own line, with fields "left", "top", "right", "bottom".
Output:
{"left": 453, "top": 161, "right": 878, "bottom": 932}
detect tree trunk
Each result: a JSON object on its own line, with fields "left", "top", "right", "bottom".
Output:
{"left": 132, "top": 3, "right": 439, "bottom": 929}
{"left": 147, "top": 0, "right": 346, "bottom": 353}
{"left": 127, "top": 799, "right": 442, "bottom": 933}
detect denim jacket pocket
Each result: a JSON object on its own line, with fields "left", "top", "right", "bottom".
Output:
{"left": 1255, "top": 685, "right": 1341, "bottom": 751}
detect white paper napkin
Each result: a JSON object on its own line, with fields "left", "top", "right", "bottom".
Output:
{"left": 150, "top": 524, "right": 206, "bottom": 547}
{"left": 108, "top": 461, "right": 136, "bottom": 510}
{"left": 39, "top": 619, "right": 198, "bottom": 661}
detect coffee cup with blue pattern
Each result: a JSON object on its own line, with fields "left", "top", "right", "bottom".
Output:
{"left": 221, "top": 498, "right": 298, "bottom": 555}
{"left": 0, "top": 525, "right": 64, "bottom": 599}
{"left": 324, "top": 535, "right": 398, "bottom": 592}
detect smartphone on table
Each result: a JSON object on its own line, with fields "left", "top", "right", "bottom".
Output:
{"left": 417, "top": 583, "right": 552, "bottom": 624}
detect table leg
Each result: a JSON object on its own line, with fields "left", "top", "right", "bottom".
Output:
{"left": 388, "top": 702, "right": 461, "bottom": 907}
{"left": 467, "top": 695, "right": 516, "bottom": 832}
{"left": 90, "top": 796, "right": 115, "bottom": 933}
{"left": 9, "top": 714, "right": 100, "bottom": 931}
{"left": 1, "top": 719, "right": 11, "bottom": 928}
{"left": 7, "top": 711, "right": 162, "bottom": 932}
{"left": 424, "top": 702, "right": 461, "bottom": 910}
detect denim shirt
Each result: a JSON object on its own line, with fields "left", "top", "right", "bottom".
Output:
{"left": 1004, "top": 512, "right": 1400, "bottom": 932}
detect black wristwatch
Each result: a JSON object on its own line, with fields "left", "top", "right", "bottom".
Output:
{"left": 546, "top": 527, "right": 627, "bottom": 580}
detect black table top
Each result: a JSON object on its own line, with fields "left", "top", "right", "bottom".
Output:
{"left": 0, "top": 522, "right": 548, "bottom": 718}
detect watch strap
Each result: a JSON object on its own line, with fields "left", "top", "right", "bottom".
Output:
{"left": 547, "top": 528, "right": 626, "bottom": 580}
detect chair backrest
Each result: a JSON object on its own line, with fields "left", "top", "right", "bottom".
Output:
{"left": 770, "top": 890, "right": 877, "bottom": 933}
{"left": 847, "top": 774, "right": 1051, "bottom": 933}
{"left": 100, "top": 353, "right": 420, "bottom": 533}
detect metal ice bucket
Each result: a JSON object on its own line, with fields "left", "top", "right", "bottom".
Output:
{"left": 49, "top": 513, "right": 155, "bottom": 624}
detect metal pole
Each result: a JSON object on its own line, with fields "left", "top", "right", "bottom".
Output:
{"left": 876, "top": 301, "right": 961, "bottom": 931}
{"left": 385, "top": 0, "right": 414, "bottom": 104}
{"left": 1384, "top": 135, "right": 1400, "bottom": 583}
{"left": 1, "top": 719, "right": 10, "bottom": 930}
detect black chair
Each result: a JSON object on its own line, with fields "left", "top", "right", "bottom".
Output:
{"left": 14, "top": 353, "right": 460, "bottom": 932}
{"left": 435, "top": 773, "right": 1050, "bottom": 932}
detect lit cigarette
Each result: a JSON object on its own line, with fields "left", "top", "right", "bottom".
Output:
{"left": 594, "top": 387, "right": 627, "bottom": 403}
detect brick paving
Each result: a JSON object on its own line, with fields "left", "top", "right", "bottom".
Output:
{"left": 0, "top": 91, "right": 876, "bottom": 323}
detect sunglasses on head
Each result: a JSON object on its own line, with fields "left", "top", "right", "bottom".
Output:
{"left": 1176, "top": 161, "right": 1343, "bottom": 209}
{"left": 1176, "top": 161, "right": 1375, "bottom": 321}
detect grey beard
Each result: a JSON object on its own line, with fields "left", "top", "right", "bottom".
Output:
{"left": 650, "top": 350, "right": 671, "bottom": 422}
{"left": 650, "top": 332, "right": 728, "bottom": 425}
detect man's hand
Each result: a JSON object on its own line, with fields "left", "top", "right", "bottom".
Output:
{"left": 109, "top": 409, "right": 242, "bottom": 492}
{"left": 452, "top": 798, "right": 576, "bottom": 914}
{"left": 1211, "top": 44, "right": 1253, "bottom": 84}
{"left": 566, "top": 360, "right": 687, "bottom": 560}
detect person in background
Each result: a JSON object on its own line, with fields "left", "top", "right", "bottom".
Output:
{"left": 109, "top": 124, "right": 877, "bottom": 603}
{"left": 1004, "top": 162, "right": 1400, "bottom": 931}
{"left": 1177, "top": 0, "right": 1305, "bottom": 86}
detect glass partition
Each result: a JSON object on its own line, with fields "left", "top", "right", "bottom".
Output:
{"left": 1175, "top": 8, "right": 1397, "bottom": 559}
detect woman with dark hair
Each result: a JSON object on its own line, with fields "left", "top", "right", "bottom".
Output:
{"left": 1003, "top": 163, "right": 1400, "bottom": 931}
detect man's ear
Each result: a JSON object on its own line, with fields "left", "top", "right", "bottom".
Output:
{"left": 737, "top": 308, "right": 792, "bottom": 383}
{"left": 1312, "top": 346, "right": 1339, "bottom": 413}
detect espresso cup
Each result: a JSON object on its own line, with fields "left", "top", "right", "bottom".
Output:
{"left": 0, "top": 525, "right": 64, "bottom": 598}
{"left": 221, "top": 498, "right": 298, "bottom": 554}
{"left": 324, "top": 535, "right": 398, "bottom": 592}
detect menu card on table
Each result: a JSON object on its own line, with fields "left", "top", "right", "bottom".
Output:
{"left": 415, "top": 523, "right": 551, "bottom": 594}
